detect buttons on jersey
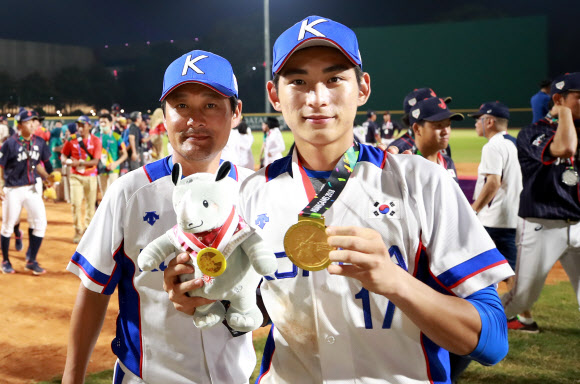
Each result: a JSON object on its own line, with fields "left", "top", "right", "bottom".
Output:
{"left": 325, "top": 335, "right": 335, "bottom": 344}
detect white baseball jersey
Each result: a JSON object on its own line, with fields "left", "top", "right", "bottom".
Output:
{"left": 67, "top": 156, "right": 256, "bottom": 384}
{"left": 239, "top": 144, "right": 514, "bottom": 384}
{"left": 264, "top": 128, "right": 285, "bottom": 166}
{"left": 473, "top": 132, "right": 522, "bottom": 228}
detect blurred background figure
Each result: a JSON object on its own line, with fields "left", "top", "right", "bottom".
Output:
{"left": 236, "top": 118, "right": 254, "bottom": 170}
{"left": 262, "top": 116, "right": 285, "bottom": 166}
{"left": 95, "top": 113, "right": 127, "bottom": 197}
{"left": 61, "top": 116, "right": 102, "bottom": 243}
{"left": 49, "top": 120, "right": 66, "bottom": 202}
{"left": 380, "top": 110, "right": 402, "bottom": 146}
{"left": 220, "top": 122, "right": 241, "bottom": 165}
{"left": 0, "top": 116, "right": 10, "bottom": 144}
{"left": 125, "top": 111, "right": 143, "bottom": 171}
{"left": 362, "top": 110, "right": 380, "bottom": 145}
{"left": 148, "top": 108, "right": 166, "bottom": 160}
{"left": 530, "top": 79, "right": 552, "bottom": 123}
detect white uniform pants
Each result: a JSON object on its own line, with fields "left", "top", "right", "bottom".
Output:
{"left": 502, "top": 217, "right": 580, "bottom": 317}
{"left": 1, "top": 184, "right": 47, "bottom": 238}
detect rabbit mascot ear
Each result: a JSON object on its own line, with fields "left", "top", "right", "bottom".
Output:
{"left": 215, "top": 161, "right": 232, "bottom": 182}
{"left": 172, "top": 163, "right": 183, "bottom": 185}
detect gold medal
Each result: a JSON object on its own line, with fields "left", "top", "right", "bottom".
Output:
{"left": 284, "top": 216, "right": 333, "bottom": 271}
{"left": 196, "top": 247, "right": 227, "bottom": 277}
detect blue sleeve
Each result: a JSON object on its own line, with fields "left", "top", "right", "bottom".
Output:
{"left": 465, "top": 285, "right": 508, "bottom": 366}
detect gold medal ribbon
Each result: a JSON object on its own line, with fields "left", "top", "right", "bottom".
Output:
{"left": 284, "top": 142, "right": 360, "bottom": 271}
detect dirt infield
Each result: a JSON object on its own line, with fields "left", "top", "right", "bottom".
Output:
{"left": 0, "top": 188, "right": 570, "bottom": 384}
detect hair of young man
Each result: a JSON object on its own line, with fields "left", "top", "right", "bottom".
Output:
{"left": 99, "top": 113, "right": 113, "bottom": 122}
{"left": 160, "top": 96, "right": 238, "bottom": 117}
{"left": 273, "top": 65, "right": 364, "bottom": 92}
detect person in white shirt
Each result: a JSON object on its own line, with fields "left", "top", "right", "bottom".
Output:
{"left": 262, "top": 116, "right": 285, "bottom": 166}
{"left": 0, "top": 116, "right": 10, "bottom": 144}
{"left": 470, "top": 101, "right": 521, "bottom": 274}
{"left": 236, "top": 118, "right": 255, "bottom": 170}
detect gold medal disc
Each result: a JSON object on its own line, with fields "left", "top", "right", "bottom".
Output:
{"left": 197, "top": 247, "right": 227, "bottom": 277}
{"left": 284, "top": 216, "right": 332, "bottom": 271}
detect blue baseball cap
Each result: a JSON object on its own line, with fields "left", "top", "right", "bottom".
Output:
{"left": 468, "top": 101, "right": 510, "bottom": 119}
{"left": 160, "top": 50, "right": 238, "bottom": 101}
{"left": 272, "top": 15, "right": 362, "bottom": 76}
{"left": 76, "top": 115, "right": 92, "bottom": 125}
{"left": 409, "top": 97, "right": 464, "bottom": 125}
{"left": 551, "top": 72, "right": 580, "bottom": 96}
{"left": 16, "top": 109, "right": 39, "bottom": 123}
{"left": 403, "top": 88, "right": 452, "bottom": 114}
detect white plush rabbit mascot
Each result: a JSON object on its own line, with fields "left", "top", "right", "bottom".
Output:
{"left": 138, "top": 161, "right": 277, "bottom": 332}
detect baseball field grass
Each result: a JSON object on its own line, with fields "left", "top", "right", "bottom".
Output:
{"left": 249, "top": 128, "right": 522, "bottom": 166}
{"left": 37, "top": 281, "right": 579, "bottom": 383}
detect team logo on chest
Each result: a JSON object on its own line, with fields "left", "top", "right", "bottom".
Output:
{"left": 255, "top": 213, "right": 270, "bottom": 229}
{"left": 370, "top": 200, "right": 400, "bottom": 219}
{"left": 143, "top": 211, "right": 160, "bottom": 226}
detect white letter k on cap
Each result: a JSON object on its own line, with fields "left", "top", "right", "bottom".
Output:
{"left": 297, "top": 18, "right": 328, "bottom": 41}
{"left": 182, "top": 54, "right": 209, "bottom": 76}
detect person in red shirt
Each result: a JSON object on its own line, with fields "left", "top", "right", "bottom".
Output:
{"left": 33, "top": 115, "right": 51, "bottom": 142}
{"left": 61, "top": 115, "right": 102, "bottom": 243}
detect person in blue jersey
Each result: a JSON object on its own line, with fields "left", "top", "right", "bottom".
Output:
{"left": 62, "top": 50, "right": 257, "bottom": 384}
{"left": 503, "top": 72, "right": 580, "bottom": 333}
{"left": 530, "top": 79, "right": 551, "bottom": 123}
{"left": 165, "top": 15, "right": 513, "bottom": 384}
{"left": 0, "top": 109, "right": 54, "bottom": 275}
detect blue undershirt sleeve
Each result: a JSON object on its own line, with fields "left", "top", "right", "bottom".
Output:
{"left": 465, "top": 285, "right": 508, "bottom": 365}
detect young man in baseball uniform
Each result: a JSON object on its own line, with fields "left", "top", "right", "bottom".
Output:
{"left": 62, "top": 50, "right": 256, "bottom": 383}
{"left": 502, "top": 72, "right": 580, "bottom": 332}
{"left": 165, "top": 16, "right": 513, "bottom": 383}
{"left": 408, "top": 97, "right": 462, "bottom": 181}
{"left": 391, "top": 87, "right": 453, "bottom": 158}
{"left": 0, "top": 109, "right": 53, "bottom": 275}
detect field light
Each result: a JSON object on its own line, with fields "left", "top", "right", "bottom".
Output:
{"left": 7, "top": 113, "right": 11, "bottom": 117}
{"left": 120, "top": 109, "right": 125, "bottom": 113}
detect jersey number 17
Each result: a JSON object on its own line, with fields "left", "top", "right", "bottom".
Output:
{"left": 355, "top": 245, "right": 407, "bottom": 329}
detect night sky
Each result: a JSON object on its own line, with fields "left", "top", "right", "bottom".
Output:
{"left": 3, "top": 0, "right": 579, "bottom": 55}
{"left": 2, "top": 0, "right": 578, "bottom": 112}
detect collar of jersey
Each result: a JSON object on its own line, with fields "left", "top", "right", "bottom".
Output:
{"left": 285, "top": 142, "right": 384, "bottom": 179}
